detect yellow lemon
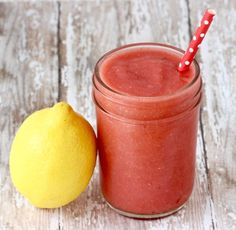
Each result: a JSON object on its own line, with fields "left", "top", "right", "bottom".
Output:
{"left": 9, "top": 102, "right": 96, "bottom": 208}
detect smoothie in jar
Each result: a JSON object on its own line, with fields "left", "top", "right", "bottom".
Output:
{"left": 92, "top": 43, "right": 201, "bottom": 218}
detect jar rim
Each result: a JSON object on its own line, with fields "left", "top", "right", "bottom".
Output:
{"left": 93, "top": 92, "right": 202, "bottom": 125}
{"left": 93, "top": 75, "right": 202, "bottom": 107}
{"left": 94, "top": 42, "right": 200, "bottom": 102}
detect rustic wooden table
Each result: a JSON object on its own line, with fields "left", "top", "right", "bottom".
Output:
{"left": 0, "top": 1, "right": 235, "bottom": 229}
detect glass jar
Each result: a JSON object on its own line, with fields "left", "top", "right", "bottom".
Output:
{"left": 92, "top": 43, "right": 202, "bottom": 218}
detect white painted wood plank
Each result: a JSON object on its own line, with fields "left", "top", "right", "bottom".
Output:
{"left": 0, "top": 2, "right": 60, "bottom": 230}
{"left": 59, "top": 0, "right": 213, "bottom": 229}
{"left": 188, "top": 1, "right": 236, "bottom": 229}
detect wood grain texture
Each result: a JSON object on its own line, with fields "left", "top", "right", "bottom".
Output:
{"left": 0, "top": 0, "right": 234, "bottom": 229}
{"left": 0, "top": 2, "right": 60, "bottom": 230}
{"left": 189, "top": 1, "right": 236, "bottom": 229}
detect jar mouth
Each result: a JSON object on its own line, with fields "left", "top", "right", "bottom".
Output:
{"left": 94, "top": 42, "right": 200, "bottom": 102}
{"left": 93, "top": 92, "right": 202, "bottom": 125}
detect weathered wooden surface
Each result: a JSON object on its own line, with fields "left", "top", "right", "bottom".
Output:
{"left": 0, "top": 2, "right": 60, "bottom": 230}
{"left": 189, "top": 1, "right": 236, "bottom": 229}
{"left": 0, "top": 1, "right": 235, "bottom": 229}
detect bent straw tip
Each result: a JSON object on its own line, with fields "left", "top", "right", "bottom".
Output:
{"left": 207, "top": 9, "right": 216, "bottom": 16}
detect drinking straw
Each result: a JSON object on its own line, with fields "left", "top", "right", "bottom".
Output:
{"left": 178, "top": 9, "right": 216, "bottom": 72}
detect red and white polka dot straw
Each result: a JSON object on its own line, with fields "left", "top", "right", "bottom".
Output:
{"left": 178, "top": 9, "right": 216, "bottom": 72}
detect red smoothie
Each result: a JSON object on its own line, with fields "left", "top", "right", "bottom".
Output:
{"left": 92, "top": 43, "right": 201, "bottom": 218}
{"left": 100, "top": 47, "right": 195, "bottom": 97}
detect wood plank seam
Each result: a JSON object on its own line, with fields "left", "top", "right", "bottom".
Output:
{"left": 199, "top": 111, "right": 216, "bottom": 230}
{"left": 185, "top": 0, "right": 193, "bottom": 41}
{"left": 57, "top": 3, "right": 63, "bottom": 230}
{"left": 186, "top": 0, "right": 216, "bottom": 229}
{"left": 57, "top": 1, "right": 62, "bottom": 103}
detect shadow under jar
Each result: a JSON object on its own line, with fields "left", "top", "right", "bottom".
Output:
{"left": 92, "top": 43, "right": 202, "bottom": 218}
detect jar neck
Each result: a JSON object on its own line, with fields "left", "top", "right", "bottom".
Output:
{"left": 93, "top": 43, "right": 201, "bottom": 121}
{"left": 93, "top": 91, "right": 202, "bottom": 124}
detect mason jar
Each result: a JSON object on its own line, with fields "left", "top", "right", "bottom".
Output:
{"left": 92, "top": 43, "right": 202, "bottom": 218}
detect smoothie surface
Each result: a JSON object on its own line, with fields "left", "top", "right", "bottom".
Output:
{"left": 100, "top": 47, "right": 196, "bottom": 97}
